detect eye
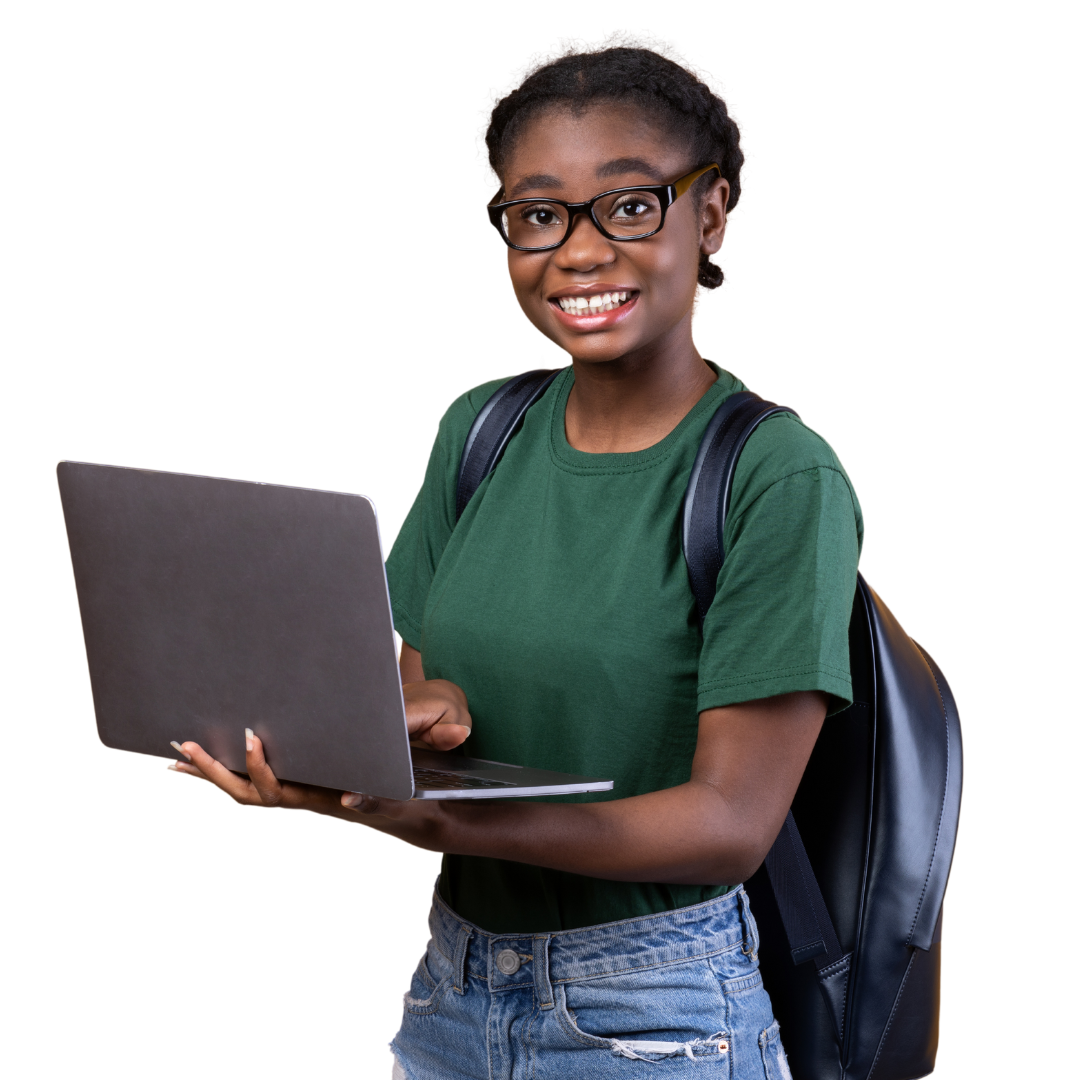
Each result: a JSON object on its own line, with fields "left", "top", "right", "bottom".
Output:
{"left": 500, "top": 201, "right": 568, "bottom": 249}
{"left": 611, "top": 197, "right": 652, "bottom": 220}
{"left": 518, "top": 203, "right": 564, "bottom": 228}
{"left": 598, "top": 191, "right": 662, "bottom": 235}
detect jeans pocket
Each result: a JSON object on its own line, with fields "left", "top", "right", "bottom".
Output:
{"left": 403, "top": 944, "right": 453, "bottom": 1016}
{"left": 759, "top": 1020, "right": 792, "bottom": 1080}
{"left": 554, "top": 958, "right": 731, "bottom": 1064}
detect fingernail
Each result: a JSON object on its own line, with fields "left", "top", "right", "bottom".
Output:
{"left": 168, "top": 763, "right": 189, "bottom": 773}
{"left": 170, "top": 741, "right": 191, "bottom": 761}
{"left": 245, "top": 727, "right": 254, "bottom": 752}
{"left": 341, "top": 793, "right": 362, "bottom": 808}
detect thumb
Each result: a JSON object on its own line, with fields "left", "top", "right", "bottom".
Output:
{"left": 427, "top": 721, "right": 472, "bottom": 751}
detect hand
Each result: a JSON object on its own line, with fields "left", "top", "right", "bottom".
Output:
{"left": 171, "top": 729, "right": 340, "bottom": 812}
{"left": 338, "top": 787, "right": 451, "bottom": 847}
{"left": 403, "top": 679, "right": 473, "bottom": 751}
{"left": 170, "top": 726, "right": 455, "bottom": 841}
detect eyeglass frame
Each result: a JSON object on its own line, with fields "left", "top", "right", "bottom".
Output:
{"left": 486, "top": 163, "right": 722, "bottom": 252}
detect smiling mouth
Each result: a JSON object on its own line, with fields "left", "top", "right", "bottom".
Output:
{"left": 551, "top": 290, "right": 636, "bottom": 315}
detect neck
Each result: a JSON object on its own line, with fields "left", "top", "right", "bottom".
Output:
{"left": 564, "top": 318, "right": 717, "bottom": 453}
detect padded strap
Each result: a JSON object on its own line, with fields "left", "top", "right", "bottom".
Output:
{"left": 765, "top": 813, "right": 852, "bottom": 1044}
{"left": 681, "top": 391, "right": 796, "bottom": 626}
{"left": 455, "top": 369, "right": 559, "bottom": 521}
{"left": 764, "top": 812, "right": 845, "bottom": 969}
{"left": 684, "top": 393, "right": 850, "bottom": 1043}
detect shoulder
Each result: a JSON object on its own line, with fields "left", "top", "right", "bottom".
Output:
{"left": 730, "top": 410, "right": 863, "bottom": 534}
{"left": 740, "top": 411, "right": 848, "bottom": 480}
{"left": 434, "top": 375, "right": 518, "bottom": 450}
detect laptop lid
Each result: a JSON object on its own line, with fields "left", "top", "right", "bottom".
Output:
{"left": 57, "top": 461, "right": 417, "bottom": 800}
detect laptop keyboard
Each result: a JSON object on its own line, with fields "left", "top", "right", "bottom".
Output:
{"left": 413, "top": 767, "right": 517, "bottom": 790}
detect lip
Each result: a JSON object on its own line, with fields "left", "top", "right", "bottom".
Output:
{"left": 547, "top": 285, "right": 639, "bottom": 331}
{"left": 547, "top": 283, "right": 638, "bottom": 300}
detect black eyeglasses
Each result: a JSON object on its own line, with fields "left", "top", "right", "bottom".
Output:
{"left": 487, "top": 164, "right": 720, "bottom": 252}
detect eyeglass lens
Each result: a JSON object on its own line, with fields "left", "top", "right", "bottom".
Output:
{"left": 500, "top": 189, "right": 663, "bottom": 249}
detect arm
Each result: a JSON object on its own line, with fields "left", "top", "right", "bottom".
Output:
{"left": 399, "top": 640, "right": 424, "bottom": 683}
{"left": 175, "top": 651, "right": 825, "bottom": 886}
{"left": 342, "top": 687, "right": 826, "bottom": 886}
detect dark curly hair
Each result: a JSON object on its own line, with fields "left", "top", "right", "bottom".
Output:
{"left": 486, "top": 46, "right": 744, "bottom": 289}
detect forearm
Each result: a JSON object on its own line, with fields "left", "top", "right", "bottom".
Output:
{"left": 340, "top": 690, "right": 826, "bottom": 885}
{"left": 352, "top": 781, "right": 773, "bottom": 887}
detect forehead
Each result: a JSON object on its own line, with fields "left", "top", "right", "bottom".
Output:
{"left": 501, "top": 104, "right": 691, "bottom": 198}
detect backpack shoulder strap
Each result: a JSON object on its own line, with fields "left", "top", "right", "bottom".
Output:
{"left": 682, "top": 391, "right": 796, "bottom": 625}
{"left": 683, "top": 391, "right": 851, "bottom": 1041}
{"left": 455, "top": 369, "right": 560, "bottom": 521}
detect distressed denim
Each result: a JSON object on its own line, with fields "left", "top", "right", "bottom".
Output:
{"left": 391, "top": 884, "right": 792, "bottom": 1080}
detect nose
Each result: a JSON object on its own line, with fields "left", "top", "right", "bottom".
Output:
{"left": 554, "top": 211, "right": 617, "bottom": 273}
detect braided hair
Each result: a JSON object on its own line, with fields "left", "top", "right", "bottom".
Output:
{"left": 486, "top": 46, "right": 744, "bottom": 289}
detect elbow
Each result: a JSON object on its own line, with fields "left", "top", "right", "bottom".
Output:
{"left": 728, "top": 849, "right": 767, "bottom": 887}
{"left": 719, "top": 842, "right": 767, "bottom": 888}
{"left": 724, "top": 818, "right": 786, "bottom": 884}
{"left": 692, "top": 821, "right": 777, "bottom": 887}
{"left": 678, "top": 838, "right": 764, "bottom": 888}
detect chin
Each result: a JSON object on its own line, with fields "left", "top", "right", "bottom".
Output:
{"left": 559, "top": 334, "right": 638, "bottom": 364}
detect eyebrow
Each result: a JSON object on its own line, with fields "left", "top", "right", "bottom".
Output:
{"left": 596, "top": 157, "right": 665, "bottom": 182}
{"left": 506, "top": 158, "right": 666, "bottom": 199}
{"left": 507, "top": 173, "right": 564, "bottom": 197}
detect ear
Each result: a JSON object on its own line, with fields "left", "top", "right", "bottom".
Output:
{"left": 699, "top": 175, "right": 729, "bottom": 256}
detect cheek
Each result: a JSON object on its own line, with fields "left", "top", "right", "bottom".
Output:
{"left": 639, "top": 237, "right": 700, "bottom": 315}
{"left": 507, "top": 251, "right": 546, "bottom": 303}
{"left": 507, "top": 252, "right": 562, "bottom": 340}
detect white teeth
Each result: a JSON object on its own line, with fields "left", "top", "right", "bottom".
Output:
{"left": 557, "top": 292, "right": 633, "bottom": 314}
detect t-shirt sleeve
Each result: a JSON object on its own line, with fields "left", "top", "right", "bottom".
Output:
{"left": 385, "top": 378, "right": 509, "bottom": 650}
{"left": 697, "top": 416, "right": 863, "bottom": 715}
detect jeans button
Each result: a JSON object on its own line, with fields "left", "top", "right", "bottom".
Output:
{"left": 495, "top": 948, "right": 521, "bottom": 975}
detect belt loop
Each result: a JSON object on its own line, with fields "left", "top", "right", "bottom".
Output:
{"left": 738, "top": 887, "right": 759, "bottom": 960}
{"left": 533, "top": 935, "right": 554, "bottom": 1010}
{"left": 452, "top": 923, "right": 472, "bottom": 995}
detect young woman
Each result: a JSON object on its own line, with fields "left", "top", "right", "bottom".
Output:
{"left": 175, "top": 46, "right": 861, "bottom": 1080}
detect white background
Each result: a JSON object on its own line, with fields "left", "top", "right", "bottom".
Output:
{"left": 1, "top": 2, "right": 1076, "bottom": 1076}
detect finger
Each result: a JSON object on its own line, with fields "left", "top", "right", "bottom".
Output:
{"left": 170, "top": 760, "right": 210, "bottom": 781}
{"left": 341, "top": 792, "right": 408, "bottom": 816}
{"left": 180, "top": 740, "right": 260, "bottom": 803}
{"left": 404, "top": 705, "right": 450, "bottom": 738}
{"left": 341, "top": 792, "right": 381, "bottom": 813}
{"left": 424, "top": 722, "right": 472, "bottom": 751}
{"left": 244, "top": 729, "right": 285, "bottom": 807}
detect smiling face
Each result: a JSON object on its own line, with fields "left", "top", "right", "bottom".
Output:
{"left": 499, "top": 104, "right": 729, "bottom": 367}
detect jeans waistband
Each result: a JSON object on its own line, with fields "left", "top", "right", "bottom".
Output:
{"left": 427, "top": 884, "right": 757, "bottom": 1009}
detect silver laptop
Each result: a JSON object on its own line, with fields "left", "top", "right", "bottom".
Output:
{"left": 57, "top": 462, "right": 613, "bottom": 801}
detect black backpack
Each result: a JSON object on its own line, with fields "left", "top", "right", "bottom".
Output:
{"left": 455, "top": 369, "right": 963, "bottom": 1080}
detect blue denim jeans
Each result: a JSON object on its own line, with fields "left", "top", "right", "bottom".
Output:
{"left": 391, "top": 884, "right": 792, "bottom": 1079}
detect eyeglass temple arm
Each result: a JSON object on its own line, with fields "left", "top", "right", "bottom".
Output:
{"left": 673, "top": 163, "right": 721, "bottom": 200}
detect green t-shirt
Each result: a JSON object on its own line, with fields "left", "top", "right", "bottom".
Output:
{"left": 386, "top": 366, "right": 863, "bottom": 934}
